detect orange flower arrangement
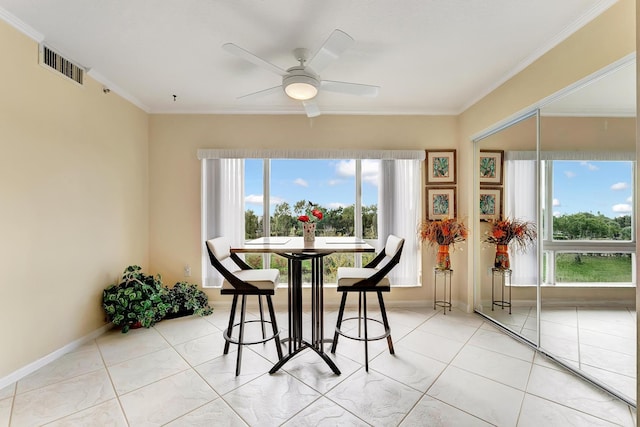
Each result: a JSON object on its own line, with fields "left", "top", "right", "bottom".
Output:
{"left": 418, "top": 218, "right": 469, "bottom": 248}
{"left": 484, "top": 217, "right": 536, "bottom": 251}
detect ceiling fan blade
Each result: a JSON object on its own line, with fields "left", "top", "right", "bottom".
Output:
{"left": 306, "top": 29, "right": 354, "bottom": 73}
{"left": 237, "top": 85, "right": 283, "bottom": 100}
{"left": 222, "top": 43, "right": 288, "bottom": 76}
{"left": 321, "top": 80, "right": 379, "bottom": 97}
{"left": 302, "top": 100, "right": 321, "bottom": 118}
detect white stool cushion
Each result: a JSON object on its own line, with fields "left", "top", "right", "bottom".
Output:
{"left": 336, "top": 267, "right": 390, "bottom": 287}
{"left": 222, "top": 268, "right": 280, "bottom": 291}
{"left": 207, "top": 237, "right": 231, "bottom": 261}
{"left": 385, "top": 235, "right": 404, "bottom": 258}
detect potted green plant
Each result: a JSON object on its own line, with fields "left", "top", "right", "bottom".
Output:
{"left": 102, "top": 265, "right": 173, "bottom": 333}
{"left": 164, "top": 281, "right": 214, "bottom": 318}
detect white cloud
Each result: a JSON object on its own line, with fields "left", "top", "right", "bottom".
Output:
{"left": 328, "top": 179, "right": 343, "bottom": 186}
{"left": 245, "top": 194, "right": 263, "bottom": 205}
{"left": 245, "top": 194, "right": 285, "bottom": 205}
{"left": 336, "top": 160, "right": 355, "bottom": 177}
{"left": 580, "top": 161, "right": 598, "bottom": 171}
{"left": 552, "top": 198, "right": 560, "bottom": 207}
{"left": 612, "top": 203, "right": 632, "bottom": 213}
{"left": 610, "top": 182, "right": 628, "bottom": 191}
{"left": 627, "top": 196, "right": 633, "bottom": 203}
{"left": 294, "top": 178, "right": 308, "bottom": 187}
{"left": 362, "top": 159, "right": 380, "bottom": 185}
{"left": 564, "top": 171, "right": 576, "bottom": 178}
{"left": 335, "top": 159, "right": 380, "bottom": 186}
{"left": 553, "top": 211, "right": 562, "bottom": 217}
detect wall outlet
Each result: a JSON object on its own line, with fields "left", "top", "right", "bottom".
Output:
{"left": 184, "top": 264, "right": 191, "bottom": 277}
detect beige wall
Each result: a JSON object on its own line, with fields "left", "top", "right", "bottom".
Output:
{"left": 148, "top": 114, "right": 458, "bottom": 308}
{"left": 0, "top": 20, "right": 149, "bottom": 378}
{"left": 0, "top": 0, "right": 635, "bottom": 385}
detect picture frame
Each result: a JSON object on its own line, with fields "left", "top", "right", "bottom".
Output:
{"left": 427, "top": 187, "right": 456, "bottom": 220}
{"left": 479, "top": 187, "right": 503, "bottom": 221}
{"left": 479, "top": 149, "right": 504, "bottom": 185}
{"left": 426, "top": 150, "right": 457, "bottom": 184}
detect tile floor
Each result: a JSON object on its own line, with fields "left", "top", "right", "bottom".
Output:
{"left": 487, "top": 304, "right": 636, "bottom": 402}
{"left": 0, "top": 304, "right": 636, "bottom": 426}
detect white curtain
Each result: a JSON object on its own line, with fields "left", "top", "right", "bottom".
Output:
{"left": 504, "top": 157, "right": 538, "bottom": 285}
{"left": 378, "top": 159, "right": 421, "bottom": 286}
{"left": 201, "top": 159, "right": 245, "bottom": 287}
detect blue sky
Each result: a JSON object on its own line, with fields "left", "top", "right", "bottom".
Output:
{"left": 244, "top": 159, "right": 634, "bottom": 219}
{"left": 245, "top": 159, "right": 380, "bottom": 216}
{"left": 552, "top": 160, "right": 633, "bottom": 218}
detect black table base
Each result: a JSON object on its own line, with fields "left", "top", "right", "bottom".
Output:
{"left": 269, "top": 253, "right": 340, "bottom": 375}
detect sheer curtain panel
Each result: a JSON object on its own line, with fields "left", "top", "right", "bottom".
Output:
{"left": 201, "top": 159, "right": 245, "bottom": 287}
{"left": 378, "top": 159, "right": 421, "bottom": 286}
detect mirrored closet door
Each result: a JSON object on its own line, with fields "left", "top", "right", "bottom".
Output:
{"left": 473, "top": 112, "right": 539, "bottom": 347}
{"left": 474, "top": 57, "right": 636, "bottom": 406}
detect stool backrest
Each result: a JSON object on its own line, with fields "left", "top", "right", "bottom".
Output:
{"left": 355, "top": 234, "right": 405, "bottom": 287}
{"left": 382, "top": 234, "right": 404, "bottom": 266}
{"left": 207, "top": 236, "right": 231, "bottom": 261}
{"left": 206, "top": 237, "right": 257, "bottom": 291}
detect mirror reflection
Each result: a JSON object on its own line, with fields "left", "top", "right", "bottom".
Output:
{"left": 474, "top": 113, "right": 539, "bottom": 345}
{"left": 539, "top": 59, "right": 636, "bottom": 403}
{"left": 474, "top": 58, "right": 636, "bottom": 405}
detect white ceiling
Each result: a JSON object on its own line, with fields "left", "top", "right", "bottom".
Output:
{"left": 0, "top": 0, "right": 621, "bottom": 116}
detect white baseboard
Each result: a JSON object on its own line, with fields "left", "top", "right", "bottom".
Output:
{"left": 0, "top": 323, "right": 113, "bottom": 391}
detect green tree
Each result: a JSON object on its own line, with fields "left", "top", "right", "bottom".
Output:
{"left": 362, "top": 204, "right": 378, "bottom": 239}
{"left": 271, "top": 202, "right": 295, "bottom": 236}
{"left": 245, "top": 200, "right": 381, "bottom": 240}
{"left": 293, "top": 200, "right": 309, "bottom": 216}
{"left": 553, "top": 212, "right": 622, "bottom": 240}
{"left": 245, "top": 209, "right": 261, "bottom": 239}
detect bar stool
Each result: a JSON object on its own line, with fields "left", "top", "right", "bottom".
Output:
{"left": 330, "top": 235, "right": 404, "bottom": 371}
{"left": 206, "top": 237, "right": 283, "bottom": 376}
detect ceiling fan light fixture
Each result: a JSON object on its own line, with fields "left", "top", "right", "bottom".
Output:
{"left": 283, "top": 71, "right": 319, "bottom": 100}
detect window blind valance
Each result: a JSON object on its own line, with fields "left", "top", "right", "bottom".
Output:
{"left": 506, "top": 151, "right": 635, "bottom": 161}
{"left": 197, "top": 149, "right": 426, "bottom": 160}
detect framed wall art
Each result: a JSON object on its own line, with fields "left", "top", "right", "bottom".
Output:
{"left": 479, "top": 187, "right": 503, "bottom": 221}
{"left": 479, "top": 149, "right": 504, "bottom": 185}
{"left": 426, "top": 187, "right": 456, "bottom": 220}
{"left": 426, "top": 150, "right": 456, "bottom": 185}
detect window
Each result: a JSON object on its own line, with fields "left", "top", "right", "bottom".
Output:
{"left": 199, "top": 149, "right": 423, "bottom": 288}
{"left": 543, "top": 159, "right": 635, "bottom": 285}
{"left": 505, "top": 154, "right": 635, "bottom": 286}
{"left": 243, "top": 158, "right": 379, "bottom": 283}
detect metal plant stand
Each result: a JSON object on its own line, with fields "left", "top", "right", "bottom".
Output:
{"left": 433, "top": 268, "right": 452, "bottom": 314}
{"left": 491, "top": 268, "right": 512, "bottom": 314}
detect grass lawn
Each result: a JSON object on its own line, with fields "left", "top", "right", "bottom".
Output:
{"left": 555, "top": 253, "right": 632, "bottom": 282}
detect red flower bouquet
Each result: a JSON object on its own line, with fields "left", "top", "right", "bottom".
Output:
{"left": 298, "top": 201, "right": 323, "bottom": 223}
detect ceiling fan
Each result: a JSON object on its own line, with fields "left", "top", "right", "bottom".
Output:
{"left": 222, "top": 29, "right": 379, "bottom": 118}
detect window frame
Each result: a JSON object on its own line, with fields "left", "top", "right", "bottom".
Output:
{"left": 541, "top": 158, "right": 636, "bottom": 286}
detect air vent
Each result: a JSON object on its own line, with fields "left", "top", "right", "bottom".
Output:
{"left": 39, "top": 44, "right": 84, "bottom": 85}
